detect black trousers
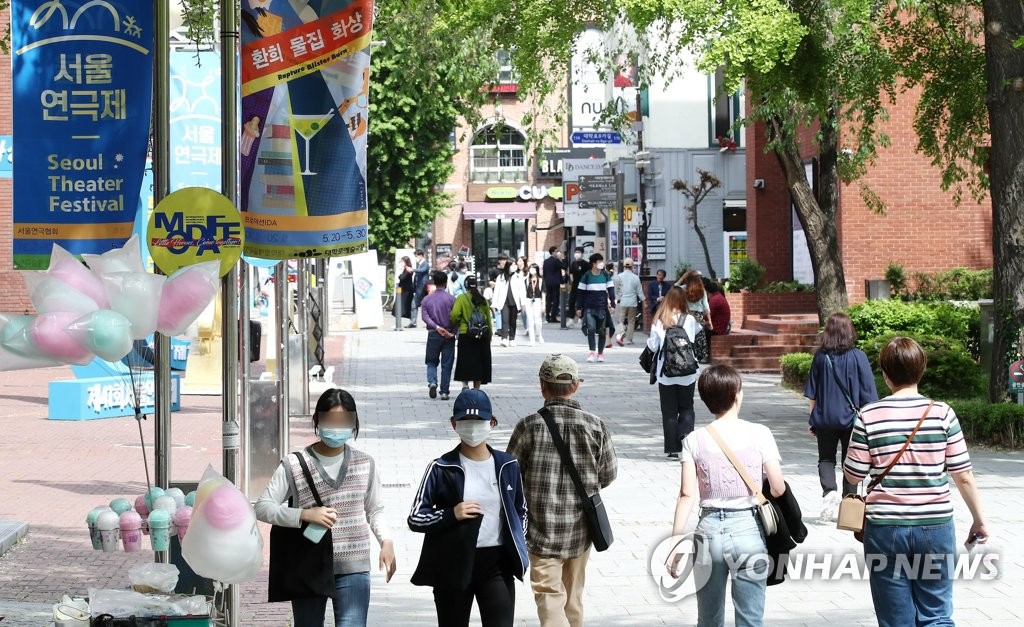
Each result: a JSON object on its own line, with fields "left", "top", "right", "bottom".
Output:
{"left": 432, "top": 547, "right": 515, "bottom": 627}
{"left": 500, "top": 302, "right": 518, "bottom": 340}
{"left": 545, "top": 284, "right": 561, "bottom": 321}
{"left": 816, "top": 427, "right": 856, "bottom": 496}
{"left": 659, "top": 382, "right": 696, "bottom": 453}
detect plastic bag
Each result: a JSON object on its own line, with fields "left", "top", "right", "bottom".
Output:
{"left": 128, "top": 562, "right": 179, "bottom": 593}
{"left": 87, "top": 588, "right": 208, "bottom": 617}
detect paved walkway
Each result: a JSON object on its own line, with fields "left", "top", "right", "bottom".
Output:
{"left": 0, "top": 324, "right": 1021, "bottom": 625}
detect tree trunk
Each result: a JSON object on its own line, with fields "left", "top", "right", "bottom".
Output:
{"left": 984, "top": 0, "right": 1024, "bottom": 403}
{"left": 769, "top": 116, "right": 849, "bottom": 325}
{"left": 692, "top": 219, "right": 718, "bottom": 280}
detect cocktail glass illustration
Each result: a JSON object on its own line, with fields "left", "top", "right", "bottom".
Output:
{"left": 291, "top": 110, "right": 335, "bottom": 175}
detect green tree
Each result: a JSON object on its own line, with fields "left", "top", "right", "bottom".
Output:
{"left": 673, "top": 169, "right": 722, "bottom": 280}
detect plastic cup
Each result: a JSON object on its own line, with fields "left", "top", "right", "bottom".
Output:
{"left": 173, "top": 506, "right": 192, "bottom": 540}
{"left": 144, "top": 487, "right": 165, "bottom": 511}
{"left": 134, "top": 494, "right": 150, "bottom": 517}
{"left": 153, "top": 495, "right": 177, "bottom": 516}
{"left": 165, "top": 487, "right": 186, "bottom": 509}
{"left": 109, "top": 498, "right": 132, "bottom": 515}
{"left": 119, "top": 511, "right": 143, "bottom": 552}
{"left": 96, "top": 511, "right": 121, "bottom": 553}
{"left": 148, "top": 509, "right": 171, "bottom": 551}
{"left": 184, "top": 491, "right": 196, "bottom": 507}
{"left": 86, "top": 507, "right": 110, "bottom": 551}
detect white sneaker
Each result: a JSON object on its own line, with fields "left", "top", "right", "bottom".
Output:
{"left": 586, "top": 352, "right": 596, "bottom": 363}
{"left": 509, "top": 340, "right": 517, "bottom": 347}
{"left": 819, "top": 491, "right": 840, "bottom": 523}
{"left": 597, "top": 354, "right": 605, "bottom": 363}
{"left": 538, "top": 337, "right": 545, "bottom": 344}
{"left": 499, "top": 339, "right": 508, "bottom": 347}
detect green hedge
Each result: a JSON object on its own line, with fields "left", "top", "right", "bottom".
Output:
{"left": 948, "top": 399, "right": 1024, "bottom": 449}
{"left": 779, "top": 352, "right": 813, "bottom": 390}
{"left": 860, "top": 332, "right": 986, "bottom": 400}
{"left": 912, "top": 268, "right": 993, "bottom": 301}
{"left": 848, "top": 299, "right": 980, "bottom": 358}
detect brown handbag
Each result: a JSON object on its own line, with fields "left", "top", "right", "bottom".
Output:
{"left": 837, "top": 401, "right": 934, "bottom": 539}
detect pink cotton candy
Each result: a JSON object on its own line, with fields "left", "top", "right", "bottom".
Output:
{"left": 201, "top": 484, "right": 250, "bottom": 530}
{"left": 28, "top": 312, "right": 94, "bottom": 364}
{"left": 157, "top": 261, "right": 220, "bottom": 337}
{"left": 46, "top": 244, "right": 109, "bottom": 309}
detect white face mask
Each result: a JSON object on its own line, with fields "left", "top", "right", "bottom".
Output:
{"left": 596, "top": 262, "right": 606, "bottom": 270}
{"left": 574, "top": 252, "right": 583, "bottom": 260}
{"left": 529, "top": 268, "right": 537, "bottom": 275}
{"left": 455, "top": 420, "right": 492, "bottom": 447}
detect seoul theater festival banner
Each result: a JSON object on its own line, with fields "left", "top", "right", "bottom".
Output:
{"left": 11, "top": 0, "right": 154, "bottom": 270}
{"left": 240, "top": 0, "right": 372, "bottom": 259}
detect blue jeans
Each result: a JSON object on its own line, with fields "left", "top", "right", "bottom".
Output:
{"left": 584, "top": 307, "right": 608, "bottom": 352}
{"left": 864, "top": 520, "right": 956, "bottom": 627}
{"left": 291, "top": 571, "right": 371, "bottom": 627}
{"left": 425, "top": 329, "right": 455, "bottom": 394}
{"left": 694, "top": 509, "right": 769, "bottom": 627}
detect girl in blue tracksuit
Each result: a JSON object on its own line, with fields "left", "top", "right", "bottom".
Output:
{"left": 408, "top": 388, "right": 528, "bottom": 627}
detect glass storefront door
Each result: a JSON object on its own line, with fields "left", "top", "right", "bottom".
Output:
{"left": 471, "top": 219, "right": 529, "bottom": 276}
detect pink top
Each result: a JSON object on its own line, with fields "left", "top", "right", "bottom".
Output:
{"left": 681, "top": 419, "right": 781, "bottom": 509}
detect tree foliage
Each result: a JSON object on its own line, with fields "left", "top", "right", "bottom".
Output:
{"left": 673, "top": 169, "right": 722, "bottom": 280}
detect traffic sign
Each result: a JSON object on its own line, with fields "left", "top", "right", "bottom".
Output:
{"left": 1010, "top": 360, "right": 1024, "bottom": 393}
{"left": 579, "top": 200, "right": 614, "bottom": 209}
{"left": 572, "top": 131, "right": 622, "bottom": 145}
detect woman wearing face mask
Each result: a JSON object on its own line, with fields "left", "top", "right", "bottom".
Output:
{"left": 408, "top": 389, "right": 529, "bottom": 627}
{"left": 523, "top": 263, "right": 546, "bottom": 346}
{"left": 256, "top": 388, "right": 397, "bottom": 627}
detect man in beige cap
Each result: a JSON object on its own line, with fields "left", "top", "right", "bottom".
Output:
{"left": 507, "top": 354, "right": 618, "bottom": 627}
{"left": 614, "top": 257, "right": 644, "bottom": 345}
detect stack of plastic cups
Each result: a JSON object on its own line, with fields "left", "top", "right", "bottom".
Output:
{"left": 96, "top": 510, "right": 121, "bottom": 553}
{"left": 119, "top": 511, "right": 143, "bottom": 552}
{"left": 85, "top": 507, "right": 109, "bottom": 550}
{"left": 148, "top": 509, "right": 171, "bottom": 552}
{"left": 153, "top": 495, "right": 178, "bottom": 539}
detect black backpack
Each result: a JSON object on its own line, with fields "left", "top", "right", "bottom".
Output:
{"left": 661, "top": 322, "right": 699, "bottom": 377}
{"left": 467, "top": 308, "right": 489, "bottom": 339}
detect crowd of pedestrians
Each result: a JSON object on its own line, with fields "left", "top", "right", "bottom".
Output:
{"left": 258, "top": 248, "right": 989, "bottom": 627}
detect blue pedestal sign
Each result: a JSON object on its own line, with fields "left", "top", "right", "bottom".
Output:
{"left": 48, "top": 372, "right": 182, "bottom": 420}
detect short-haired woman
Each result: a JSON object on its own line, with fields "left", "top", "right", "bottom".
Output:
{"left": 647, "top": 286, "right": 702, "bottom": 460}
{"left": 803, "top": 312, "right": 878, "bottom": 521}
{"left": 255, "top": 389, "right": 397, "bottom": 627}
{"left": 668, "top": 365, "right": 786, "bottom": 627}
{"left": 844, "top": 337, "right": 989, "bottom": 627}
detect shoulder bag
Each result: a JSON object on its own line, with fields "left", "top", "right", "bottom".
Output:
{"left": 705, "top": 424, "right": 779, "bottom": 536}
{"left": 538, "top": 407, "right": 613, "bottom": 552}
{"left": 836, "top": 401, "right": 934, "bottom": 539}
{"left": 825, "top": 353, "right": 861, "bottom": 426}
{"left": 268, "top": 452, "right": 335, "bottom": 602}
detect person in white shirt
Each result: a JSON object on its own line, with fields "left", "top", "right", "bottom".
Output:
{"left": 647, "top": 286, "right": 702, "bottom": 460}
{"left": 667, "top": 365, "right": 787, "bottom": 627}
{"left": 255, "top": 389, "right": 396, "bottom": 627}
{"left": 490, "top": 255, "right": 526, "bottom": 347}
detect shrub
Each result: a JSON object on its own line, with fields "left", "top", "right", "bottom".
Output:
{"left": 886, "top": 262, "right": 908, "bottom": 298}
{"left": 779, "top": 352, "right": 814, "bottom": 390}
{"left": 947, "top": 399, "right": 1024, "bottom": 448}
{"left": 673, "top": 261, "right": 693, "bottom": 280}
{"left": 761, "top": 281, "right": 815, "bottom": 293}
{"left": 847, "top": 300, "right": 980, "bottom": 357}
{"left": 727, "top": 258, "right": 765, "bottom": 293}
{"left": 911, "top": 267, "right": 992, "bottom": 301}
{"left": 860, "top": 332, "right": 986, "bottom": 400}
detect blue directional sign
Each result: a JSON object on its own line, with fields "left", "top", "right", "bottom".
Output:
{"left": 571, "top": 131, "right": 622, "bottom": 145}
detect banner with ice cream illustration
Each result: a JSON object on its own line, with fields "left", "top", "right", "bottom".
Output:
{"left": 240, "top": 0, "right": 372, "bottom": 260}
{"left": 11, "top": 0, "right": 154, "bottom": 269}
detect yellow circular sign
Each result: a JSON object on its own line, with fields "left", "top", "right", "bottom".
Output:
{"left": 147, "top": 187, "right": 244, "bottom": 277}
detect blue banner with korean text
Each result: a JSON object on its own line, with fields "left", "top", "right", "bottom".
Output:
{"left": 11, "top": 0, "right": 154, "bottom": 269}
{"left": 170, "top": 50, "right": 222, "bottom": 193}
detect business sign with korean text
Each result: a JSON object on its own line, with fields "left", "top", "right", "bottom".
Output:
{"left": 147, "top": 187, "right": 244, "bottom": 277}
{"left": 240, "top": 0, "right": 373, "bottom": 259}
{"left": 562, "top": 159, "right": 604, "bottom": 231}
{"left": 11, "top": 0, "right": 153, "bottom": 269}
{"left": 170, "top": 50, "right": 222, "bottom": 192}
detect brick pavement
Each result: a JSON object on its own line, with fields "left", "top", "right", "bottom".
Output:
{"left": 0, "top": 325, "right": 1021, "bottom": 626}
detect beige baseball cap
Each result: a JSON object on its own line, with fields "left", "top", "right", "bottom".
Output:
{"left": 539, "top": 354, "right": 582, "bottom": 384}
{"left": 623, "top": 258, "right": 634, "bottom": 267}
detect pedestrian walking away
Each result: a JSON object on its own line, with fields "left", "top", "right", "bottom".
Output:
{"left": 408, "top": 388, "right": 529, "bottom": 627}
{"left": 566, "top": 247, "right": 589, "bottom": 329}
{"left": 666, "top": 365, "right": 788, "bottom": 627}
{"left": 255, "top": 389, "right": 397, "bottom": 627}
{"left": 507, "top": 354, "right": 618, "bottom": 627}
{"left": 451, "top": 275, "right": 493, "bottom": 389}
{"left": 396, "top": 256, "right": 415, "bottom": 325}
{"left": 648, "top": 286, "right": 702, "bottom": 459}
{"left": 575, "top": 253, "right": 615, "bottom": 363}
{"left": 614, "top": 258, "right": 644, "bottom": 345}
{"left": 843, "top": 337, "right": 989, "bottom": 627}
{"left": 523, "top": 263, "right": 546, "bottom": 346}
{"left": 421, "top": 271, "right": 459, "bottom": 401}
{"left": 542, "top": 246, "right": 566, "bottom": 323}
{"left": 804, "top": 312, "right": 878, "bottom": 522}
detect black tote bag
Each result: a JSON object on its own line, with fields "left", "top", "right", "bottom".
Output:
{"left": 268, "top": 453, "right": 335, "bottom": 602}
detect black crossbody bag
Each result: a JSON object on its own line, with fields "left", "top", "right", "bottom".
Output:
{"left": 268, "top": 452, "right": 335, "bottom": 602}
{"left": 538, "top": 408, "right": 613, "bottom": 552}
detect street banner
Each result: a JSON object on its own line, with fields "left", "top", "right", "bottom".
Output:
{"left": 170, "top": 50, "right": 223, "bottom": 193}
{"left": 240, "top": 0, "right": 373, "bottom": 260}
{"left": 11, "top": 0, "right": 154, "bottom": 269}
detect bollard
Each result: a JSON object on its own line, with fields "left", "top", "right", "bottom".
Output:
{"left": 559, "top": 286, "right": 569, "bottom": 329}
{"left": 394, "top": 287, "right": 403, "bottom": 331}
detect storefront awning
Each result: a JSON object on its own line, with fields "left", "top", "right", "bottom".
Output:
{"left": 461, "top": 202, "right": 538, "bottom": 220}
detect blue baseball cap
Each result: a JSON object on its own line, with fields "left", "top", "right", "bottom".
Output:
{"left": 452, "top": 388, "right": 493, "bottom": 421}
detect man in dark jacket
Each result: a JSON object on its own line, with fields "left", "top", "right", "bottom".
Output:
{"left": 566, "top": 247, "right": 590, "bottom": 328}
{"left": 542, "top": 246, "right": 565, "bottom": 323}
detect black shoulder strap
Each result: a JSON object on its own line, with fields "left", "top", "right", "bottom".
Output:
{"left": 825, "top": 353, "right": 858, "bottom": 412}
{"left": 294, "top": 451, "right": 325, "bottom": 507}
{"left": 538, "top": 407, "right": 590, "bottom": 504}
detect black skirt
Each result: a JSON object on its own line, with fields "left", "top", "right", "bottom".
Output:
{"left": 454, "top": 333, "right": 492, "bottom": 384}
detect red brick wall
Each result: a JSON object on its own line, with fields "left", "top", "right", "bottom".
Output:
{"left": 729, "top": 291, "right": 818, "bottom": 330}
{"left": 745, "top": 118, "right": 792, "bottom": 283}
{"left": 0, "top": 8, "right": 31, "bottom": 313}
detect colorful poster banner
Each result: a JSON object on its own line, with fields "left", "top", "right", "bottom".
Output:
{"left": 240, "top": 0, "right": 372, "bottom": 259}
{"left": 170, "top": 50, "right": 223, "bottom": 193}
{"left": 11, "top": 0, "right": 154, "bottom": 269}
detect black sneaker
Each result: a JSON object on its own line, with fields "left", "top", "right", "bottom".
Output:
{"left": 440, "top": 393, "right": 450, "bottom": 401}
{"left": 429, "top": 384, "right": 437, "bottom": 399}
{"left": 667, "top": 452, "right": 680, "bottom": 461}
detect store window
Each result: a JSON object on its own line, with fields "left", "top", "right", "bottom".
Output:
{"left": 710, "top": 66, "right": 742, "bottom": 148}
{"left": 471, "top": 219, "right": 529, "bottom": 274}
{"left": 496, "top": 50, "right": 517, "bottom": 85}
{"left": 470, "top": 124, "right": 528, "bottom": 183}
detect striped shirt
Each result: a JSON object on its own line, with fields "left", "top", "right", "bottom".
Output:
{"left": 577, "top": 269, "right": 615, "bottom": 310}
{"left": 844, "top": 396, "right": 972, "bottom": 526}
